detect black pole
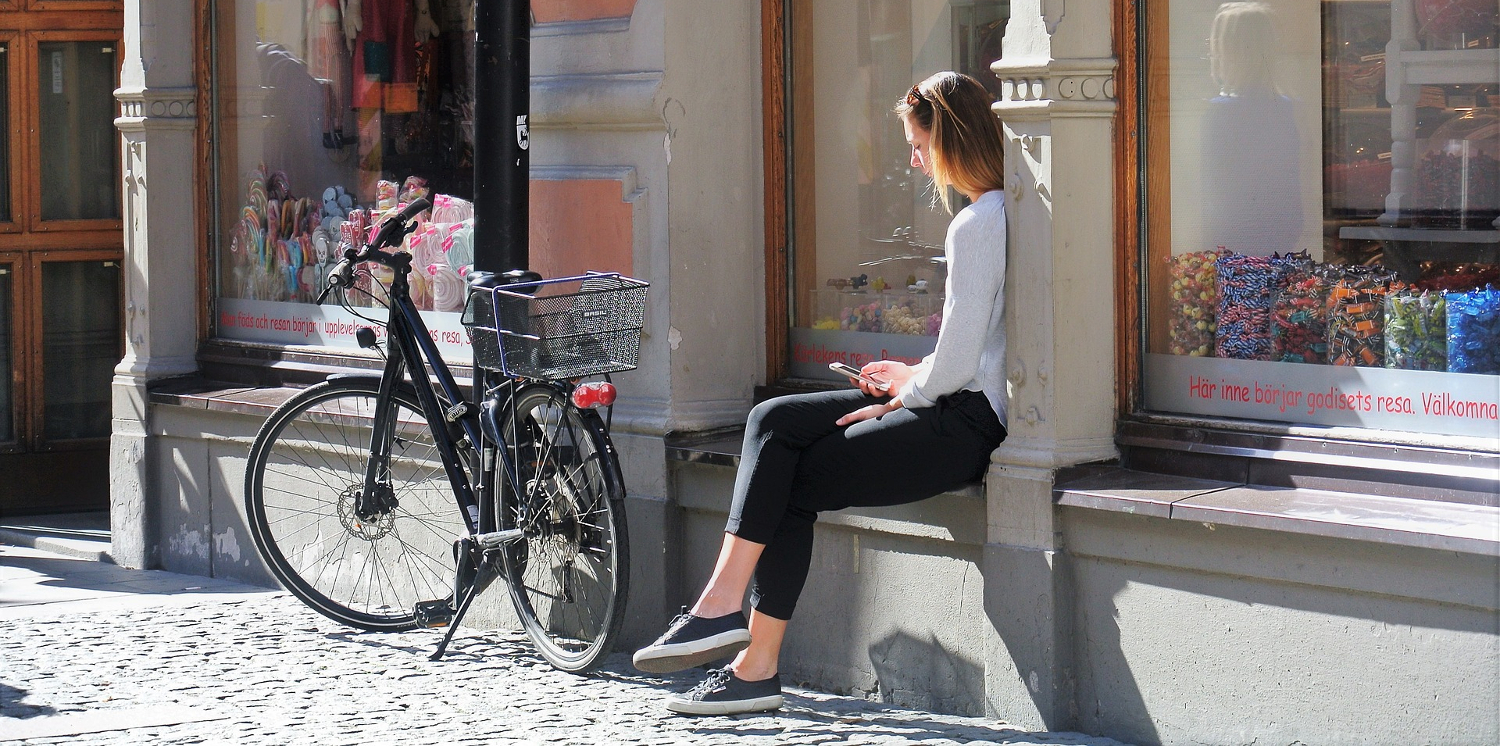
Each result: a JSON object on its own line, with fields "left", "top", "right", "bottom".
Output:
{"left": 473, "top": 0, "right": 530, "bottom": 273}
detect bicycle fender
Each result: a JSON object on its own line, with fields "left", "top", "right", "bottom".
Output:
{"left": 323, "top": 374, "right": 422, "bottom": 404}
{"left": 325, "top": 373, "right": 383, "bottom": 385}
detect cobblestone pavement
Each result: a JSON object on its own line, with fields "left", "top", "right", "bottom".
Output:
{"left": 1, "top": 546, "right": 1130, "bottom": 745}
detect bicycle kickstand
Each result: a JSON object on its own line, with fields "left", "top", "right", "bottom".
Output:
{"left": 423, "top": 536, "right": 501, "bottom": 661}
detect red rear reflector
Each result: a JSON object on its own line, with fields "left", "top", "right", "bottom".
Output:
{"left": 571, "top": 382, "right": 617, "bottom": 409}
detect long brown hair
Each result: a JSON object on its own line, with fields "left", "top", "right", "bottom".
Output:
{"left": 893, "top": 71, "right": 1006, "bottom": 213}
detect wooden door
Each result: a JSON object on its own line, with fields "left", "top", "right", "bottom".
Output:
{"left": 0, "top": 1, "right": 123, "bottom": 516}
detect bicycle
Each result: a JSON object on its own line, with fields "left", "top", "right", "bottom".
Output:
{"left": 243, "top": 198, "right": 648, "bottom": 671}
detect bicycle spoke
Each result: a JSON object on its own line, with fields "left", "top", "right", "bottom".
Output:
{"left": 249, "top": 380, "right": 466, "bottom": 631}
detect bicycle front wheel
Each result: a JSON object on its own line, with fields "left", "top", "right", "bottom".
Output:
{"left": 245, "top": 377, "right": 467, "bottom": 631}
{"left": 500, "top": 385, "right": 630, "bottom": 671}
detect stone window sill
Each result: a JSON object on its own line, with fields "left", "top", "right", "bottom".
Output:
{"left": 1056, "top": 467, "right": 1499, "bottom": 557}
{"left": 148, "top": 378, "right": 301, "bottom": 416}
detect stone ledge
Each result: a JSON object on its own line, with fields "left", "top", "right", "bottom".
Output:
{"left": 665, "top": 428, "right": 985, "bottom": 500}
{"left": 1057, "top": 468, "right": 1500, "bottom": 557}
{"left": 148, "top": 379, "right": 300, "bottom": 418}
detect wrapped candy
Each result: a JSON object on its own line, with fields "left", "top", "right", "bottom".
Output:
{"left": 442, "top": 220, "right": 475, "bottom": 270}
{"left": 1214, "top": 252, "right": 1308, "bottom": 360}
{"left": 428, "top": 262, "right": 467, "bottom": 312}
{"left": 1168, "top": 249, "right": 1222, "bottom": 356}
{"left": 431, "top": 194, "right": 474, "bottom": 223}
{"left": 341, "top": 209, "right": 369, "bottom": 252}
{"left": 1271, "top": 268, "right": 1331, "bottom": 364}
{"left": 1325, "top": 265, "right": 1396, "bottom": 367}
{"left": 400, "top": 176, "right": 430, "bottom": 205}
{"left": 1446, "top": 286, "right": 1500, "bottom": 374}
{"left": 376, "top": 180, "right": 399, "bottom": 211}
{"left": 1384, "top": 289, "right": 1447, "bottom": 371}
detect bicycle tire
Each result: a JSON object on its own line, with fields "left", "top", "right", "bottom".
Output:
{"left": 245, "top": 377, "right": 469, "bottom": 631}
{"left": 500, "top": 384, "right": 630, "bottom": 671}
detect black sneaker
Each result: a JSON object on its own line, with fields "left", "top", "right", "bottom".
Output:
{"left": 632, "top": 607, "right": 751, "bottom": 674}
{"left": 666, "top": 667, "right": 783, "bottom": 716}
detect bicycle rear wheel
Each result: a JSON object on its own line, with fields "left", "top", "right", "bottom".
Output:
{"left": 245, "top": 377, "right": 467, "bottom": 631}
{"left": 500, "top": 385, "right": 630, "bottom": 671}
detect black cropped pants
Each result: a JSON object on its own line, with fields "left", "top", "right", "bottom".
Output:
{"left": 724, "top": 388, "right": 1005, "bottom": 620}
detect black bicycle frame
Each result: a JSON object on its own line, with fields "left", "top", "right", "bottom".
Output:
{"left": 356, "top": 268, "right": 487, "bottom": 536}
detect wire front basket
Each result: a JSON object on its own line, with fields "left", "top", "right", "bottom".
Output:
{"left": 463, "top": 273, "right": 650, "bottom": 380}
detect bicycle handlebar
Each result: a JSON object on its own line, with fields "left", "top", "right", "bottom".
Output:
{"left": 313, "top": 197, "right": 433, "bottom": 305}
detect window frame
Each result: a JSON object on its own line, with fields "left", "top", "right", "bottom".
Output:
{"left": 0, "top": 32, "right": 19, "bottom": 233}
{"left": 0, "top": 250, "right": 22, "bottom": 452}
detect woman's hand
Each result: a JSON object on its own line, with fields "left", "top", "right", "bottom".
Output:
{"left": 836, "top": 398, "right": 904, "bottom": 426}
{"left": 854, "top": 361, "right": 918, "bottom": 398}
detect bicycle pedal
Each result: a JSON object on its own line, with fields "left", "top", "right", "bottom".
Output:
{"left": 413, "top": 600, "right": 455, "bottom": 628}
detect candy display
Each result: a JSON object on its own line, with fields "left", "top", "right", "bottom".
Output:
{"left": 1446, "top": 286, "right": 1500, "bottom": 374}
{"left": 1326, "top": 265, "right": 1396, "bottom": 367}
{"left": 224, "top": 165, "right": 477, "bottom": 315}
{"left": 809, "top": 267, "right": 945, "bottom": 338}
{"left": 1214, "top": 252, "right": 1308, "bottom": 361}
{"left": 882, "top": 295, "right": 942, "bottom": 337}
{"left": 1384, "top": 290, "right": 1447, "bottom": 371}
{"left": 841, "top": 299, "right": 883, "bottom": 332}
{"left": 1168, "top": 250, "right": 1221, "bottom": 356}
{"left": 1271, "top": 268, "right": 1331, "bottom": 364}
{"left": 227, "top": 165, "right": 330, "bottom": 304}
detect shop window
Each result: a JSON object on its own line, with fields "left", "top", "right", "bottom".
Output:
{"left": 214, "top": 0, "right": 477, "bottom": 358}
{"left": 1142, "top": 0, "right": 1499, "bottom": 439}
{"left": 785, "top": 0, "right": 1007, "bottom": 382}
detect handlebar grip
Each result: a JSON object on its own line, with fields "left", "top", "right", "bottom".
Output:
{"left": 394, "top": 197, "right": 432, "bottom": 223}
{"left": 314, "top": 259, "right": 353, "bottom": 305}
{"left": 369, "top": 197, "right": 433, "bottom": 249}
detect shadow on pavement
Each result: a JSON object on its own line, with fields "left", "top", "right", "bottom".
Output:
{"left": 0, "top": 682, "right": 56, "bottom": 718}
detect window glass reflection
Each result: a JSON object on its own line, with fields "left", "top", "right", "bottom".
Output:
{"left": 42, "top": 261, "right": 120, "bottom": 441}
{"left": 38, "top": 41, "right": 120, "bottom": 222}
{"left": 788, "top": 0, "right": 1008, "bottom": 381}
{"left": 0, "top": 264, "right": 12, "bottom": 443}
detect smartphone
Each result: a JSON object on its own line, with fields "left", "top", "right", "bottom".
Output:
{"left": 829, "top": 362, "right": 890, "bottom": 391}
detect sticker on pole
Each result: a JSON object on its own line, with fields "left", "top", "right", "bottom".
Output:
{"left": 516, "top": 115, "right": 529, "bottom": 151}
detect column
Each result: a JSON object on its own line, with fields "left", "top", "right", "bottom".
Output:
{"left": 982, "top": 0, "right": 1118, "bottom": 729}
{"left": 110, "top": 0, "right": 201, "bottom": 568}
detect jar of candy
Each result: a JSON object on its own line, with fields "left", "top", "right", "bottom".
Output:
{"left": 1413, "top": 108, "right": 1500, "bottom": 229}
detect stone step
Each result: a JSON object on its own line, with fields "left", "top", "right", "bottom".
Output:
{"left": 0, "top": 512, "right": 112, "bottom": 563}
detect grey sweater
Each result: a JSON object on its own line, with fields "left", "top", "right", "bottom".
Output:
{"left": 896, "top": 190, "right": 1008, "bottom": 428}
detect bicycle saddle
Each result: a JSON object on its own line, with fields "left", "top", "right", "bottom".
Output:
{"left": 466, "top": 269, "right": 543, "bottom": 290}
